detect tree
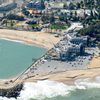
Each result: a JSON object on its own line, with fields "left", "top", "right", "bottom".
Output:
{"left": 84, "top": 0, "right": 88, "bottom": 7}
{"left": 41, "top": 14, "right": 50, "bottom": 23}
{"left": 80, "top": 1, "right": 84, "bottom": 8}
{"left": 6, "top": 14, "right": 24, "bottom": 21}
{"left": 68, "top": 2, "right": 75, "bottom": 10}
{"left": 63, "top": 3, "right": 68, "bottom": 9}
{"left": 41, "top": 0, "right": 45, "bottom": 10}
{"left": 90, "top": 10, "right": 94, "bottom": 17}
{"left": 76, "top": 2, "right": 81, "bottom": 9}
{"left": 3, "top": 19, "right": 8, "bottom": 27}
{"left": 10, "top": 20, "right": 15, "bottom": 28}
{"left": 50, "top": 13, "right": 55, "bottom": 24}
{"left": 78, "top": 22, "right": 100, "bottom": 41}
{"left": 75, "top": 11, "right": 77, "bottom": 17}
{"left": 84, "top": 0, "right": 95, "bottom": 9}
{"left": 59, "top": 12, "right": 68, "bottom": 22}
{"left": 22, "top": 8, "right": 29, "bottom": 16}
{"left": 69, "top": 11, "right": 73, "bottom": 19}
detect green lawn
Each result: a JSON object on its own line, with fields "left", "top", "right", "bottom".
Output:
{"left": 49, "top": 23, "right": 68, "bottom": 30}
{"left": 30, "top": 24, "right": 39, "bottom": 28}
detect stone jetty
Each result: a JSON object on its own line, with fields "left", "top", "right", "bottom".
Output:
{"left": 0, "top": 83, "right": 23, "bottom": 98}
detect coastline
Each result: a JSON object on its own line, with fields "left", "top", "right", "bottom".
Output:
{"left": 0, "top": 28, "right": 99, "bottom": 91}
{"left": 0, "top": 28, "right": 60, "bottom": 89}
{"left": 0, "top": 29, "right": 60, "bottom": 49}
{"left": 0, "top": 0, "right": 100, "bottom": 99}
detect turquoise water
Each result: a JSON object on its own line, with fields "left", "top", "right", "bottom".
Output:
{"left": 44, "top": 88, "right": 100, "bottom": 100}
{"left": 0, "top": 39, "right": 47, "bottom": 79}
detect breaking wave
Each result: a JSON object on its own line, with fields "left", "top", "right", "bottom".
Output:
{"left": 1, "top": 77, "right": 100, "bottom": 100}
{"left": 75, "top": 77, "right": 100, "bottom": 89}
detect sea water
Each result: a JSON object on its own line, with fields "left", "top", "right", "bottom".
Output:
{"left": 0, "top": 39, "right": 47, "bottom": 79}
{"left": 1, "top": 79, "right": 100, "bottom": 100}
{"left": 44, "top": 88, "right": 100, "bottom": 100}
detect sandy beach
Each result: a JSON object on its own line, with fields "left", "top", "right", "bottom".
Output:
{"left": 0, "top": 29, "right": 60, "bottom": 49}
{"left": 88, "top": 57, "right": 100, "bottom": 69}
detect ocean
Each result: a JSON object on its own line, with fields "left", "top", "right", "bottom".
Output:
{"left": 0, "top": 39, "right": 47, "bottom": 79}
{"left": 0, "top": 77, "right": 100, "bottom": 100}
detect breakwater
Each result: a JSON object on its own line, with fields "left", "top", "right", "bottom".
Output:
{"left": 0, "top": 83, "right": 23, "bottom": 98}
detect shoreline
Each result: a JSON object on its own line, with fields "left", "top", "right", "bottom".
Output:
{"left": 0, "top": 28, "right": 99, "bottom": 89}
{"left": 0, "top": 29, "right": 60, "bottom": 49}
{"left": 0, "top": 28, "right": 60, "bottom": 89}
{"left": 0, "top": 37, "right": 47, "bottom": 50}
{"left": 0, "top": 37, "right": 48, "bottom": 49}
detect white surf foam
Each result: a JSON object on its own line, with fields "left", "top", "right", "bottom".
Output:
{"left": 0, "top": 80, "right": 75, "bottom": 100}
{"left": 0, "top": 38, "right": 24, "bottom": 44}
{"left": 75, "top": 77, "right": 100, "bottom": 89}
{"left": 1, "top": 77, "right": 100, "bottom": 100}
{"left": 18, "top": 80, "right": 75, "bottom": 100}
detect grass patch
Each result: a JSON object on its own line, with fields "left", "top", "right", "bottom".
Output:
{"left": 30, "top": 24, "right": 39, "bottom": 28}
{"left": 49, "top": 23, "right": 67, "bottom": 30}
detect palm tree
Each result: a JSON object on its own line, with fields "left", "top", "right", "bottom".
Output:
{"left": 10, "top": 20, "right": 15, "bottom": 28}
{"left": 3, "top": 19, "right": 8, "bottom": 27}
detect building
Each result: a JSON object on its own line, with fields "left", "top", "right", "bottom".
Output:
{"left": 70, "top": 36, "right": 90, "bottom": 46}
{"left": 0, "top": 0, "right": 17, "bottom": 12}
{"left": 52, "top": 33, "right": 89, "bottom": 61}
{"left": 26, "top": 0, "right": 45, "bottom": 10}
{"left": 49, "top": 2, "right": 64, "bottom": 10}
{"left": 51, "top": 35, "right": 88, "bottom": 61}
{"left": 0, "top": 0, "right": 16, "bottom": 5}
{"left": 59, "top": 43, "right": 85, "bottom": 61}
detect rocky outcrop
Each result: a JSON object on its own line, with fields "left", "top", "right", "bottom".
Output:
{"left": 0, "top": 83, "right": 23, "bottom": 98}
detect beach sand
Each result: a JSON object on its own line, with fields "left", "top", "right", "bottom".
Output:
{"left": 88, "top": 56, "right": 100, "bottom": 69}
{"left": 26, "top": 67, "right": 100, "bottom": 85}
{"left": 0, "top": 29, "right": 60, "bottom": 49}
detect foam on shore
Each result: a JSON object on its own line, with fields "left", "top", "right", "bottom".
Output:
{"left": 0, "top": 38, "right": 24, "bottom": 44}
{"left": 75, "top": 78, "right": 100, "bottom": 89}
{"left": 1, "top": 77, "right": 100, "bottom": 100}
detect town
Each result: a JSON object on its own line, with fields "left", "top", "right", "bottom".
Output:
{"left": 0, "top": 0, "right": 100, "bottom": 99}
